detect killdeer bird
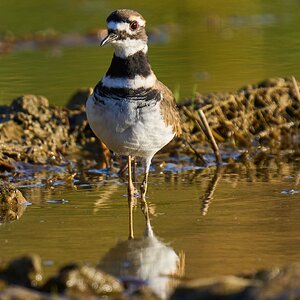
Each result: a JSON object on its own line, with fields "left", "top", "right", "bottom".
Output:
{"left": 86, "top": 9, "right": 181, "bottom": 239}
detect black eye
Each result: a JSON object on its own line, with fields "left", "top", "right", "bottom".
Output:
{"left": 130, "top": 21, "right": 139, "bottom": 31}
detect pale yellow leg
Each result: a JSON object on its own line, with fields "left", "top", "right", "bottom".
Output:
{"left": 127, "top": 155, "right": 135, "bottom": 239}
{"left": 132, "top": 156, "right": 137, "bottom": 184}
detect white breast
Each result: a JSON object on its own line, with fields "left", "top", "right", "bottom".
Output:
{"left": 86, "top": 96, "right": 174, "bottom": 158}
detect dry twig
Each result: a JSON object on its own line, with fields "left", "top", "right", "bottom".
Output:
{"left": 198, "top": 110, "right": 222, "bottom": 164}
{"left": 291, "top": 76, "right": 300, "bottom": 103}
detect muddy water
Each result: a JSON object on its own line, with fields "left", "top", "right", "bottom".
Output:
{"left": 0, "top": 160, "right": 299, "bottom": 289}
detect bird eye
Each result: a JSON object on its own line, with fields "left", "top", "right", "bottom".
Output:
{"left": 130, "top": 20, "right": 139, "bottom": 31}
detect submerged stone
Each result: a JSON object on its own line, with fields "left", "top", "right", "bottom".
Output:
{"left": 43, "top": 263, "right": 124, "bottom": 297}
{"left": 170, "top": 276, "right": 255, "bottom": 300}
{"left": 170, "top": 263, "right": 300, "bottom": 300}
{"left": 0, "top": 286, "right": 46, "bottom": 300}
{"left": 244, "top": 263, "right": 300, "bottom": 300}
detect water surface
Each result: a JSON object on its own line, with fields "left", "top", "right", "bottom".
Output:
{"left": 1, "top": 0, "right": 300, "bottom": 104}
{"left": 1, "top": 159, "right": 299, "bottom": 285}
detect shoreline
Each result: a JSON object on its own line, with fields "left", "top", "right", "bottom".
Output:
{"left": 0, "top": 77, "right": 299, "bottom": 173}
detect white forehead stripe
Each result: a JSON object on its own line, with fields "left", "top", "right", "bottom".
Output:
{"left": 107, "top": 21, "right": 130, "bottom": 33}
{"left": 101, "top": 73, "right": 156, "bottom": 89}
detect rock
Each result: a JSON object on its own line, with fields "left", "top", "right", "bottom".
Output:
{"left": 0, "top": 120, "right": 24, "bottom": 144}
{"left": 0, "top": 93, "right": 108, "bottom": 167}
{"left": 0, "top": 254, "right": 42, "bottom": 288}
{"left": 170, "top": 263, "right": 300, "bottom": 300}
{"left": 11, "top": 95, "right": 50, "bottom": 121}
{"left": 170, "top": 276, "right": 257, "bottom": 300}
{"left": 130, "top": 286, "right": 163, "bottom": 300}
{"left": 0, "top": 286, "right": 54, "bottom": 300}
{"left": 0, "top": 181, "right": 27, "bottom": 223}
{"left": 244, "top": 263, "right": 300, "bottom": 300}
{"left": 0, "top": 95, "right": 72, "bottom": 163}
{"left": 43, "top": 263, "right": 124, "bottom": 298}
{"left": 0, "top": 95, "right": 76, "bottom": 165}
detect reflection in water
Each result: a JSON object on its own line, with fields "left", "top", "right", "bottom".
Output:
{"left": 0, "top": 183, "right": 29, "bottom": 224}
{"left": 98, "top": 222, "right": 185, "bottom": 299}
{"left": 0, "top": 202, "right": 27, "bottom": 224}
{"left": 200, "top": 166, "right": 222, "bottom": 216}
{"left": 93, "top": 184, "right": 119, "bottom": 213}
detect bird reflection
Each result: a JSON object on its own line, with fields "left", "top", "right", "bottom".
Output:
{"left": 200, "top": 166, "right": 222, "bottom": 216}
{"left": 98, "top": 222, "right": 185, "bottom": 299}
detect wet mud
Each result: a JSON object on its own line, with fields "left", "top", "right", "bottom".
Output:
{"left": 0, "top": 91, "right": 97, "bottom": 169}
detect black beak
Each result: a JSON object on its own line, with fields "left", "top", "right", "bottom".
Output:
{"left": 100, "top": 32, "right": 118, "bottom": 46}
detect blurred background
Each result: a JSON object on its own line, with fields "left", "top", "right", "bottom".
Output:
{"left": 1, "top": 0, "right": 300, "bottom": 105}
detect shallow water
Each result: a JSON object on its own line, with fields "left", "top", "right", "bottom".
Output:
{"left": 0, "top": 158, "right": 299, "bottom": 297}
{"left": 1, "top": 1, "right": 300, "bottom": 104}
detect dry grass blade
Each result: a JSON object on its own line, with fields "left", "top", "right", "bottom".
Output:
{"left": 198, "top": 110, "right": 222, "bottom": 164}
{"left": 291, "top": 76, "right": 300, "bottom": 103}
{"left": 178, "top": 78, "right": 300, "bottom": 160}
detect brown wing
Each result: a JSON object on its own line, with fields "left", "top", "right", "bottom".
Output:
{"left": 155, "top": 80, "right": 182, "bottom": 136}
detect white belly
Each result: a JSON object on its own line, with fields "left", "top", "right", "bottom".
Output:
{"left": 86, "top": 96, "right": 174, "bottom": 158}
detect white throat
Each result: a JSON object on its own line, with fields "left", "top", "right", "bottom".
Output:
{"left": 113, "top": 39, "right": 148, "bottom": 58}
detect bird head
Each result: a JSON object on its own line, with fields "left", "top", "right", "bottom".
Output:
{"left": 101, "top": 9, "right": 148, "bottom": 57}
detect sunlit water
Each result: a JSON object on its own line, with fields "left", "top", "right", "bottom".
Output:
{"left": 0, "top": 159, "right": 299, "bottom": 297}
{"left": 1, "top": 0, "right": 300, "bottom": 104}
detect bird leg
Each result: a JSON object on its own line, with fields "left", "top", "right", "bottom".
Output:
{"left": 99, "top": 140, "right": 111, "bottom": 169}
{"left": 132, "top": 156, "right": 137, "bottom": 184}
{"left": 127, "top": 155, "right": 135, "bottom": 239}
{"left": 140, "top": 159, "right": 151, "bottom": 225}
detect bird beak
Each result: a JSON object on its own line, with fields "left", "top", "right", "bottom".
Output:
{"left": 100, "top": 32, "right": 118, "bottom": 46}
